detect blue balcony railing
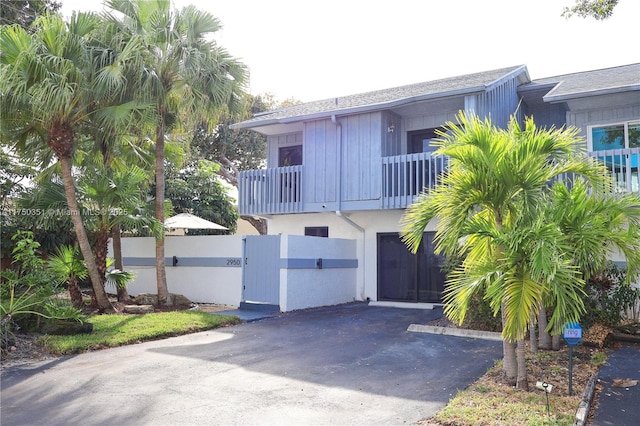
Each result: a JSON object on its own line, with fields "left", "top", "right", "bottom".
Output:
{"left": 381, "top": 152, "right": 448, "bottom": 209}
{"left": 237, "top": 148, "right": 639, "bottom": 217}
{"left": 238, "top": 165, "right": 303, "bottom": 216}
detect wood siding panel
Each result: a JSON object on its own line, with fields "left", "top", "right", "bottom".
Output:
{"left": 474, "top": 77, "right": 521, "bottom": 128}
{"left": 304, "top": 120, "right": 337, "bottom": 205}
{"left": 342, "top": 113, "right": 382, "bottom": 202}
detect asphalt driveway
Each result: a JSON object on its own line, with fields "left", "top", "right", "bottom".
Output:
{"left": 1, "top": 302, "right": 502, "bottom": 425}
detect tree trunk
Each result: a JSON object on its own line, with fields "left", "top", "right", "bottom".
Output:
{"left": 529, "top": 312, "right": 538, "bottom": 354}
{"left": 241, "top": 215, "right": 267, "bottom": 235}
{"left": 552, "top": 333, "right": 561, "bottom": 351}
{"left": 154, "top": 117, "right": 168, "bottom": 306}
{"left": 111, "top": 225, "right": 130, "bottom": 302}
{"left": 501, "top": 305, "right": 517, "bottom": 383}
{"left": 516, "top": 339, "right": 529, "bottom": 390}
{"left": 538, "top": 305, "right": 551, "bottom": 349}
{"left": 67, "top": 277, "right": 84, "bottom": 309}
{"left": 58, "top": 156, "right": 115, "bottom": 313}
{"left": 94, "top": 221, "right": 109, "bottom": 285}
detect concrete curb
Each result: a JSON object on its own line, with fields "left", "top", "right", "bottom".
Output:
{"left": 574, "top": 373, "right": 598, "bottom": 426}
{"left": 407, "top": 324, "right": 503, "bottom": 341}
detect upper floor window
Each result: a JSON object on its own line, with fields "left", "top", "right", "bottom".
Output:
{"left": 279, "top": 145, "right": 302, "bottom": 167}
{"left": 589, "top": 121, "right": 640, "bottom": 151}
{"left": 408, "top": 129, "right": 438, "bottom": 154}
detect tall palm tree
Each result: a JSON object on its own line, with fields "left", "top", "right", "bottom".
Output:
{"left": 104, "top": 0, "right": 248, "bottom": 305}
{"left": 400, "top": 113, "right": 614, "bottom": 389}
{"left": 0, "top": 13, "right": 119, "bottom": 311}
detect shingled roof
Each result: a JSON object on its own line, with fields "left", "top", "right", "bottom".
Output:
{"left": 522, "top": 63, "right": 640, "bottom": 102}
{"left": 232, "top": 65, "right": 528, "bottom": 130}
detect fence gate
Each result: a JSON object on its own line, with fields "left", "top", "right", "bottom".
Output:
{"left": 242, "top": 235, "right": 281, "bottom": 306}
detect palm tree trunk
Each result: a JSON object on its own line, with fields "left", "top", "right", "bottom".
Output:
{"left": 516, "top": 339, "right": 528, "bottom": 390}
{"left": 155, "top": 117, "right": 169, "bottom": 306}
{"left": 111, "top": 225, "right": 130, "bottom": 302}
{"left": 538, "top": 305, "right": 551, "bottom": 349}
{"left": 67, "top": 277, "right": 84, "bottom": 309}
{"left": 529, "top": 312, "right": 538, "bottom": 354}
{"left": 552, "top": 333, "right": 561, "bottom": 351}
{"left": 59, "top": 156, "right": 115, "bottom": 313}
{"left": 501, "top": 304, "right": 517, "bottom": 383}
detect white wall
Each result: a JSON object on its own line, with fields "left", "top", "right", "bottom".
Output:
{"left": 117, "top": 236, "right": 244, "bottom": 306}
{"left": 279, "top": 235, "right": 357, "bottom": 311}
{"left": 267, "top": 210, "right": 439, "bottom": 303}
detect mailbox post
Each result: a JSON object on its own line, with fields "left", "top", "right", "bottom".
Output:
{"left": 563, "top": 322, "right": 582, "bottom": 396}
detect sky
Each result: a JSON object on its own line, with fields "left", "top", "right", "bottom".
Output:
{"left": 59, "top": 0, "right": 640, "bottom": 104}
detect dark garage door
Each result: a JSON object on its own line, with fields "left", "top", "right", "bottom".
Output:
{"left": 377, "top": 232, "right": 445, "bottom": 303}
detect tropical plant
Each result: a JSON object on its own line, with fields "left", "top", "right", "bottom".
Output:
{"left": 103, "top": 0, "right": 249, "bottom": 305}
{"left": 400, "top": 112, "right": 628, "bottom": 390}
{"left": 583, "top": 262, "right": 640, "bottom": 326}
{"left": 0, "top": 12, "right": 147, "bottom": 312}
{"left": 0, "top": 232, "right": 59, "bottom": 351}
{"left": 79, "top": 164, "right": 162, "bottom": 301}
{"left": 47, "top": 244, "right": 88, "bottom": 309}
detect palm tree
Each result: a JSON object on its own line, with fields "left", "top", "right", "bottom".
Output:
{"left": 79, "top": 164, "right": 162, "bottom": 302}
{"left": 104, "top": 0, "right": 248, "bottom": 305}
{"left": 0, "top": 13, "right": 119, "bottom": 311}
{"left": 48, "top": 245, "right": 87, "bottom": 309}
{"left": 400, "top": 112, "right": 613, "bottom": 389}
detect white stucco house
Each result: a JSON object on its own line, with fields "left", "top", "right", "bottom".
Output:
{"left": 230, "top": 63, "right": 640, "bottom": 307}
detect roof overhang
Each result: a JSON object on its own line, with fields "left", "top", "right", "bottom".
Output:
{"left": 543, "top": 84, "right": 640, "bottom": 103}
{"left": 232, "top": 65, "right": 530, "bottom": 133}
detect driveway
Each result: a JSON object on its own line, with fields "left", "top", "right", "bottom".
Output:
{"left": 1, "top": 303, "right": 502, "bottom": 425}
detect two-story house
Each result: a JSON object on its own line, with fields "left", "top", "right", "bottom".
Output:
{"left": 232, "top": 63, "right": 640, "bottom": 307}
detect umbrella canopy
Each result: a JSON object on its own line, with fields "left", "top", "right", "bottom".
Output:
{"left": 164, "top": 213, "right": 228, "bottom": 230}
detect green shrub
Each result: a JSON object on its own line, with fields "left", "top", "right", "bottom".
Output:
{"left": 581, "top": 262, "right": 640, "bottom": 327}
{"left": 0, "top": 231, "right": 85, "bottom": 352}
{"left": 460, "top": 292, "right": 503, "bottom": 332}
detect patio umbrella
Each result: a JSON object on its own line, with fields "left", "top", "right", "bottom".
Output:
{"left": 164, "top": 213, "right": 228, "bottom": 231}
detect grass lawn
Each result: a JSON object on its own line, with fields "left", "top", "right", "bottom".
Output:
{"left": 39, "top": 311, "right": 241, "bottom": 355}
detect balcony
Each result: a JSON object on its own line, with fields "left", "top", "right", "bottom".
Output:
{"left": 381, "top": 152, "right": 448, "bottom": 209}
{"left": 588, "top": 147, "right": 640, "bottom": 193}
{"left": 237, "top": 148, "right": 639, "bottom": 217}
{"left": 238, "top": 165, "right": 303, "bottom": 215}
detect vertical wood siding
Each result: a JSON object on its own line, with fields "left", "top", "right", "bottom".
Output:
{"left": 472, "top": 76, "right": 522, "bottom": 127}
{"left": 342, "top": 112, "right": 382, "bottom": 201}
{"left": 304, "top": 120, "right": 337, "bottom": 204}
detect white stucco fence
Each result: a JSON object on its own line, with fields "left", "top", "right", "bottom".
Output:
{"left": 279, "top": 235, "right": 357, "bottom": 312}
{"left": 114, "top": 234, "right": 358, "bottom": 311}
{"left": 116, "top": 235, "right": 244, "bottom": 306}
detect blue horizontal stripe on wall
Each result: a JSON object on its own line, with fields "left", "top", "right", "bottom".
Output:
{"left": 281, "top": 258, "right": 358, "bottom": 269}
{"left": 123, "top": 257, "right": 357, "bottom": 269}
{"left": 123, "top": 257, "right": 242, "bottom": 267}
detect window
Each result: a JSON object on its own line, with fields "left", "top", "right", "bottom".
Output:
{"left": 589, "top": 120, "right": 640, "bottom": 192}
{"left": 279, "top": 145, "right": 302, "bottom": 167}
{"left": 408, "top": 129, "right": 438, "bottom": 154}
{"left": 305, "top": 226, "right": 328, "bottom": 238}
{"left": 589, "top": 121, "right": 640, "bottom": 151}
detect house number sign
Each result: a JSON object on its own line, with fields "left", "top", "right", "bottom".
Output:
{"left": 563, "top": 322, "right": 582, "bottom": 396}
